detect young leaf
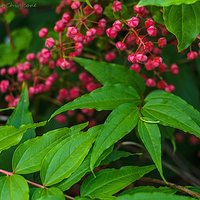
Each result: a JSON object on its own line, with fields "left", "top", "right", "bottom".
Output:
{"left": 117, "top": 192, "right": 196, "bottom": 200}
{"left": 0, "top": 122, "right": 46, "bottom": 152}
{"left": 138, "top": 0, "right": 198, "bottom": 6}
{"left": 31, "top": 187, "right": 65, "bottom": 200}
{"left": 12, "top": 125, "right": 83, "bottom": 174}
{"left": 0, "top": 174, "right": 29, "bottom": 200}
{"left": 80, "top": 165, "right": 155, "bottom": 199}
{"left": 40, "top": 126, "right": 100, "bottom": 186}
{"left": 74, "top": 57, "right": 145, "bottom": 94}
{"left": 142, "top": 90, "right": 200, "bottom": 138}
{"left": 57, "top": 145, "right": 113, "bottom": 191}
{"left": 138, "top": 119, "right": 164, "bottom": 181}
{"left": 90, "top": 103, "right": 139, "bottom": 170}
{"left": 163, "top": 2, "right": 200, "bottom": 51}
{"left": 49, "top": 84, "right": 140, "bottom": 120}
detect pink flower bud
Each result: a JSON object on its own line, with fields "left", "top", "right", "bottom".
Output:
{"left": 45, "top": 37, "right": 55, "bottom": 48}
{"left": 38, "top": 28, "right": 48, "bottom": 38}
{"left": 147, "top": 26, "right": 157, "bottom": 37}
{"left": 127, "top": 17, "right": 139, "bottom": 28}
{"left": 94, "top": 4, "right": 103, "bottom": 14}
{"left": 116, "top": 41, "right": 126, "bottom": 51}
{"left": 112, "top": 1, "right": 122, "bottom": 12}
{"left": 146, "top": 78, "right": 156, "bottom": 87}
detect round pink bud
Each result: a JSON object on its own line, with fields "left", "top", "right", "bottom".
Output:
{"left": 41, "top": 48, "right": 52, "bottom": 59}
{"left": 105, "top": 52, "right": 116, "bottom": 61}
{"left": 0, "top": 68, "right": 6, "bottom": 76}
{"left": 112, "top": 1, "right": 122, "bottom": 12}
{"left": 113, "top": 20, "right": 122, "bottom": 32}
{"left": 145, "top": 60, "right": 155, "bottom": 71}
{"left": 128, "top": 54, "right": 136, "bottom": 63}
{"left": 158, "top": 37, "right": 167, "bottom": 48}
{"left": 135, "top": 53, "right": 148, "bottom": 63}
{"left": 170, "top": 64, "right": 179, "bottom": 75}
{"left": 165, "top": 84, "right": 175, "bottom": 92}
{"left": 26, "top": 53, "right": 35, "bottom": 61}
{"left": 86, "top": 82, "right": 99, "bottom": 92}
{"left": 116, "top": 41, "right": 126, "bottom": 51}
{"left": 62, "top": 12, "right": 71, "bottom": 23}
{"left": 146, "top": 78, "right": 156, "bottom": 87}
{"left": 187, "top": 51, "right": 198, "bottom": 60}
{"left": 94, "top": 4, "right": 103, "bottom": 14}
{"left": 152, "top": 57, "right": 163, "bottom": 67}
{"left": 158, "top": 63, "right": 167, "bottom": 73}
{"left": 54, "top": 20, "right": 65, "bottom": 32}
{"left": 67, "top": 26, "right": 78, "bottom": 38}
{"left": 147, "top": 26, "right": 157, "bottom": 37}
{"left": 133, "top": 5, "right": 149, "bottom": 17}
{"left": 86, "top": 28, "right": 97, "bottom": 37}
{"left": 157, "top": 80, "right": 166, "bottom": 89}
{"left": 8, "top": 67, "right": 17, "bottom": 75}
{"left": 127, "top": 17, "right": 139, "bottom": 28}
{"left": 145, "top": 18, "right": 155, "bottom": 28}
{"left": 130, "top": 64, "right": 140, "bottom": 72}
{"left": 0, "top": 80, "right": 9, "bottom": 93}
{"left": 60, "top": 59, "right": 71, "bottom": 70}
{"left": 45, "top": 37, "right": 55, "bottom": 48}
{"left": 38, "top": 28, "right": 48, "bottom": 38}
{"left": 71, "top": 0, "right": 80, "bottom": 9}
{"left": 55, "top": 114, "right": 67, "bottom": 124}
{"left": 144, "top": 41, "right": 154, "bottom": 52}
{"left": 106, "top": 27, "right": 117, "bottom": 39}
{"left": 70, "top": 87, "right": 80, "bottom": 99}
{"left": 98, "top": 18, "right": 106, "bottom": 28}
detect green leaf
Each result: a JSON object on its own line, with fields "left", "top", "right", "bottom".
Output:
{"left": 7, "top": 83, "right": 35, "bottom": 140}
{"left": 138, "top": 120, "right": 164, "bottom": 181}
{"left": 49, "top": 84, "right": 140, "bottom": 120}
{"left": 4, "top": 11, "right": 15, "bottom": 24}
{"left": 40, "top": 126, "right": 100, "bottom": 186}
{"left": 120, "top": 186, "right": 176, "bottom": 196}
{"left": 143, "top": 90, "right": 200, "bottom": 128}
{"left": 12, "top": 123, "right": 85, "bottom": 174}
{"left": 163, "top": 2, "right": 200, "bottom": 51}
{"left": 0, "top": 174, "right": 29, "bottom": 200}
{"left": 0, "top": 122, "right": 45, "bottom": 152}
{"left": 0, "top": 44, "right": 18, "bottom": 67}
{"left": 74, "top": 57, "right": 145, "bottom": 94}
{"left": 31, "top": 187, "right": 65, "bottom": 200}
{"left": 90, "top": 103, "right": 139, "bottom": 170}
{"left": 138, "top": 0, "right": 199, "bottom": 6}
{"left": 117, "top": 192, "right": 196, "bottom": 200}
{"left": 57, "top": 144, "right": 112, "bottom": 191}
{"left": 80, "top": 165, "right": 155, "bottom": 199}
{"left": 142, "top": 91, "right": 200, "bottom": 138}
{"left": 11, "top": 28, "right": 32, "bottom": 52}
